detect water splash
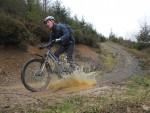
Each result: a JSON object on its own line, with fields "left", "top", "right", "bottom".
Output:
{"left": 48, "top": 71, "right": 97, "bottom": 91}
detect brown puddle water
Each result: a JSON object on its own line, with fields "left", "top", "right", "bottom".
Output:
{"left": 48, "top": 72, "right": 96, "bottom": 91}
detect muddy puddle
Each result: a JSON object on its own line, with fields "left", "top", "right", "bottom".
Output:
{"left": 48, "top": 71, "right": 97, "bottom": 91}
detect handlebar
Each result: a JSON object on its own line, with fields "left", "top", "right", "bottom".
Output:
{"left": 39, "top": 40, "right": 55, "bottom": 49}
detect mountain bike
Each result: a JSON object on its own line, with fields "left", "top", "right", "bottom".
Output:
{"left": 21, "top": 40, "right": 79, "bottom": 92}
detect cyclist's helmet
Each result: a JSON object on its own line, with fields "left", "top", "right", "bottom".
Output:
{"left": 43, "top": 16, "right": 55, "bottom": 24}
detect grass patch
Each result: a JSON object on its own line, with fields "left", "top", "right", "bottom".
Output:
{"left": 125, "top": 48, "right": 150, "bottom": 70}
{"left": 125, "top": 75, "right": 150, "bottom": 102}
{"left": 100, "top": 51, "right": 117, "bottom": 72}
{"left": 43, "top": 102, "right": 75, "bottom": 113}
{"left": 128, "top": 75, "right": 150, "bottom": 88}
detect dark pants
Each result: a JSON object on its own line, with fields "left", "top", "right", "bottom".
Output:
{"left": 54, "top": 43, "right": 74, "bottom": 64}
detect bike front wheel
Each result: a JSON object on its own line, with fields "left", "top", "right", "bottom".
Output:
{"left": 21, "top": 58, "right": 51, "bottom": 92}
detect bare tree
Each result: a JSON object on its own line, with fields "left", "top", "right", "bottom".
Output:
{"left": 43, "top": 0, "right": 50, "bottom": 16}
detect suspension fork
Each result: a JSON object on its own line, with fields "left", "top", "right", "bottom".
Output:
{"left": 39, "top": 53, "right": 49, "bottom": 74}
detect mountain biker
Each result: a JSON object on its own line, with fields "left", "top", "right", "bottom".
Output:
{"left": 43, "top": 16, "right": 75, "bottom": 69}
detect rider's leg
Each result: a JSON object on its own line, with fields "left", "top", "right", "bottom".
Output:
{"left": 66, "top": 43, "right": 75, "bottom": 69}
{"left": 54, "top": 46, "right": 66, "bottom": 60}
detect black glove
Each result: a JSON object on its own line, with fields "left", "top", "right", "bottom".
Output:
{"left": 38, "top": 42, "right": 51, "bottom": 49}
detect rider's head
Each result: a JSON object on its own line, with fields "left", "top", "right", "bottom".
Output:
{"left": 43, "top": 16, "right": 55, "bottom": 29}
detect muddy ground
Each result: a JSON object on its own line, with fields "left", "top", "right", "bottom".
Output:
{"left": 0, "top": 42, "right": 142, "bottom": 113}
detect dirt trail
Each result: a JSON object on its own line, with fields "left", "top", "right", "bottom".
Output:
{"left": 0, "top": 74, "right": 96, "bottom": 112}
{"left": 0, "top": 42, "right": 141, "bottom": 112}
{"left": 97, "top": 42, "right": 141, "bottom": 85}
{"left": 77, "top": 42, "right": 142, "bottom": 96}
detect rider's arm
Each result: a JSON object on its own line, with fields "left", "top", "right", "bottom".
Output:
{"left": 48, "top": 33, "right": 53, "bottom": 42}
{"left": 48, "top": 33, "right": 55, "bottom": 47}
{"left": 58, "top": 24, "right": 71, "bottom": 42}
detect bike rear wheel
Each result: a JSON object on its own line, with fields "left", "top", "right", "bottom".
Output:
{"left": 21, "top": 58, "right": 51, "bottom": 92}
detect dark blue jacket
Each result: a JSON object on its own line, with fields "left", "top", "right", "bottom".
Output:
{"left": 50, "top": 23, "right": 75, "bottom": 46}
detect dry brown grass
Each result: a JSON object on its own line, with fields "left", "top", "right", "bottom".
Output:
{"left": 75, "top": 44, "right": 99, "bottom": 61}
{"left": 126, "top": 48, "right": 150, "bottom": 70}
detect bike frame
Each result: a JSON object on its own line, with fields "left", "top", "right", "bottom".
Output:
{"left": 47, "top": 50, "right": 59, "bottom": 63}
{"left": 39, "top": 49, "right": 60, "bottom": 74}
